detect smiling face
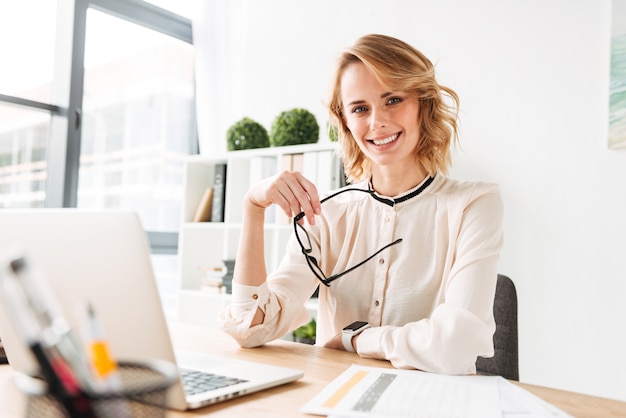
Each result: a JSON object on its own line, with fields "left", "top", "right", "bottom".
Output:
{"left": 340, "top": 62, "right": 423, "bottom": 176}
{"left": 329, "top": 35, "right": 459, "bottom": 184}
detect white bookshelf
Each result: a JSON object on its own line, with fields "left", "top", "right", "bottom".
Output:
{"left": 177, "top": 142, "right": 340, "bottom": 327}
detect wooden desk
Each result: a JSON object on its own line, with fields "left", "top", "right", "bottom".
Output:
{"left": 0, "top": 323, "right": 625, "bottom": 417}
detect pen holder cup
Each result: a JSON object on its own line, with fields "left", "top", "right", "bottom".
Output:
{"left": 16, "top": 359, "right": 178, "bottom": 418}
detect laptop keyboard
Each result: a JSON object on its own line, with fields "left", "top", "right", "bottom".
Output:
{"left": 179, "top": 368, "right": 249, "bottom": 396}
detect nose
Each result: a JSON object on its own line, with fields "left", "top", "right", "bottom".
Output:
{"left": 369, "top": 107, "right": 387, "bottom": 131}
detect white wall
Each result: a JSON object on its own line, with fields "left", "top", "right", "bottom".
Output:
{"left": 194, "top": 0, "right": 626, "bottom": 401}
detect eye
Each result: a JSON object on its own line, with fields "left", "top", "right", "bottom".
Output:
{"left": 352, "top": 105, "right": 368, "bottom": 114}
{"left": 386, "top": 97, "right": 402, "bottom": 105}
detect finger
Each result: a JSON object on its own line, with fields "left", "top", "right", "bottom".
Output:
{"left": 262, "top": 172, "right": 305, "bottom": 221}
{"left": 272, "top": 171, "right": 317, "bottom": 224}
{"left": 293, "top": 172, "right": 321, "bottom": 211}
{"left": 264, "top": 174, "right": 298, "bottom": 218}
{"left": 292, "top": 172, "right": 321, "bottom": 225}
{"left": 255, "top": 171, "right": 321, "bottom": 224}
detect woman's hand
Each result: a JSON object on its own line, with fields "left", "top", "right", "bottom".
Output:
{"left": 323, "top": 333, "right": 358, "bottom": 352}
{"left": 323, "top": 333, "right": 345, "bottom": 350}
{"left": 247, "top": 171, "right": 321, "bottom": 225}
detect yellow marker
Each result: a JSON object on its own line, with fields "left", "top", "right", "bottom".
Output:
{"left": 86, "top": 303, "right": 120, "bottom": 387}
{"left": 85, "top": 303, "right": 131, "bottom": 417}
{"left": 90, "top": 340, "right": 118, "bottom": 379}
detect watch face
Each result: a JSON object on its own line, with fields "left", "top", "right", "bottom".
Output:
{"left": 343, "top": 321, "right": 368, "bottom": 332}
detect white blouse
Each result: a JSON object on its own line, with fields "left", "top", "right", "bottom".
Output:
{"left": 219, "top": 174, "right": 504, "bottom": 375}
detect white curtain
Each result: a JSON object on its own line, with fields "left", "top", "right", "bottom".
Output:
{"left": 192, "top": 0, "right": 248, "bottom": 155}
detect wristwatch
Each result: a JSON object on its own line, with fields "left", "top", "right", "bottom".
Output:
{"left": 342, "top": 321, "right": 370, "bottom": 353}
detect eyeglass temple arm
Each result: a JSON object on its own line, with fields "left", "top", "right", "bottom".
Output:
{"left": 293, "top": 188, "right": 375, "bottom": 223}
{"left": 324, "top": 238, "right": 403, "bottom": 285}
{"left": 306, "top": 256, "right": 332, "bottom": 287}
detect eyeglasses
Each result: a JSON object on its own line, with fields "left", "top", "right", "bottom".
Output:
{"left": 293, "top": 188, "right": 403, "bottom": 287}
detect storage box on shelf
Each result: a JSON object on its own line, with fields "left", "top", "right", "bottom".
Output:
{"left": 178, "top": 142, "right": 341, "bottom": 328}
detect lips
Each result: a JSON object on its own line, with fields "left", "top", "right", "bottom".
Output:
{"left": 370, "top": 133, "right": 399, "bottom": 146}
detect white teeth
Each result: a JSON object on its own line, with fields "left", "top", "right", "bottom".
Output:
{"left": 372, "top": 133, "right": 398, "bottom": 145}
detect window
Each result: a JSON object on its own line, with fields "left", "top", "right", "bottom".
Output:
{"left": 78, "top": 8, "right": 195, "bottom": 232}
{"left": 0, "top": 1, "right": 58, "bottom": 103}
{"left": 0, "top": 0, "right": 196, "bottom": 252}
{"left": 0, "top": 103, "right": 50, "bottom": 208}
{"left": 0, "top": 0, "right": 58, "bottom": 208}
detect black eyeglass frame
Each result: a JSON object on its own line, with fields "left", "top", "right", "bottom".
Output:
{"left": 293, "top": 187, "right": 403, "bottom": 287}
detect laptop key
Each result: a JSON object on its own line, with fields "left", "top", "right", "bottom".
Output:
{"left": 179, "top": 368, "right": 249, "bottom": 396}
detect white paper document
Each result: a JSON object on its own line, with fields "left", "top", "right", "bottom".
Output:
{"left": 498, "top": 379, "right": 574, "bottom": 418}
{"left": 302, "top": 365, "right": 573, "bottom": 418}
{"left": 302, "top": 364, "right": 501, "bottom": 418}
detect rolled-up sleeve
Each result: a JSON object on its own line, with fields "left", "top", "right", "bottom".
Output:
{"left": 219, "top": 260, "right": 315, "bottom": 347}
{"left": 218, "top": 282, "right": 269, "bottom": 344}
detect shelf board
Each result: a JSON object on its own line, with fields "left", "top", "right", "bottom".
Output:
{"left": 189, "top": 142, "right": 339, "bottom": 161}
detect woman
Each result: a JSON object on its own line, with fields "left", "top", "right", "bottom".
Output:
{"left": 219, "top": 34, "right": 503, "bottom": 375}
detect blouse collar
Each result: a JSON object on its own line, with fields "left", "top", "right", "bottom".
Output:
{"left": 368, "top": 175, "right": 435, "bottom": 207}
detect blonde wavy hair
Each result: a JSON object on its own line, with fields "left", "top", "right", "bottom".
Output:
{"left": 328, "top": 34, "right": 460, "bottom": 183}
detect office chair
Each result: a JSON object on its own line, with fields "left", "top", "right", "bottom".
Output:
{"left": 476, "top": 274, "right": 519, "bottom": 381}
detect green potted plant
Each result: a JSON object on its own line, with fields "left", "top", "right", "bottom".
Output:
{"left": 292, "top": 318, "right": 316, "bottom": 345}
{"left": 226, "top": 117, "right": 270, "bottom": 151}
{"left": 269, "top": 108, "right": 319, "bottom": 147}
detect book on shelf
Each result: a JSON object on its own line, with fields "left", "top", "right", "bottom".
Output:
{"left": 249, "top": 156, "right": 277, "bottom": 223}
{"left": 300, "top": 150, "right": 344, "bottom": 194}
{"left": 277, "top": 152, "right": 304, "bottom": 173}
{"left": 192, "top": 187, "right": 214, "bottom": 222}
{"left": 302, "top": 151, "right": 318, "bottom": 186}
{"left": 315, "top": 149, "right": 343, "bottom": 194}
{"left": 211, "top": 163, "right": 227, "bottom": 222}
{"left": 199, "top": 264, "right": 226, "bottom": 294}
{"left": 292, "top": 153, "right": 304, "bottom": 172}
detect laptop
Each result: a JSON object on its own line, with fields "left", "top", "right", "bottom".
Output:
{"left": 0, "top": 209, "right": 303, "bottom": 410}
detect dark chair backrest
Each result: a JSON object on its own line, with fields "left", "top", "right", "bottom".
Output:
{"left": 476, "top": 274, "right": 519, "bottom": 381}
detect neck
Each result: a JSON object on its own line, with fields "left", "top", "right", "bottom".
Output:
{"left": 370, "top": 164, "right": 429, "bottom": 196}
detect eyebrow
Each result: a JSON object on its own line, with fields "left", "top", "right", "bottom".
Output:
{"left": 347, "top": 92, "right": 394, "bottom": 107}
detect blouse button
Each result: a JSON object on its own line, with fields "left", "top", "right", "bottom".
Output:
{"left": 375, "top": 300, "right": 380, "bottom": 307}
{"left": 252, "top": 293, "right": 259, "bottom": 300}
{"left": 385, "top": 216, "right": 391, "bottom": 223}
{"left": 378, "top": 258, "right": 385, "bottom": 264}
